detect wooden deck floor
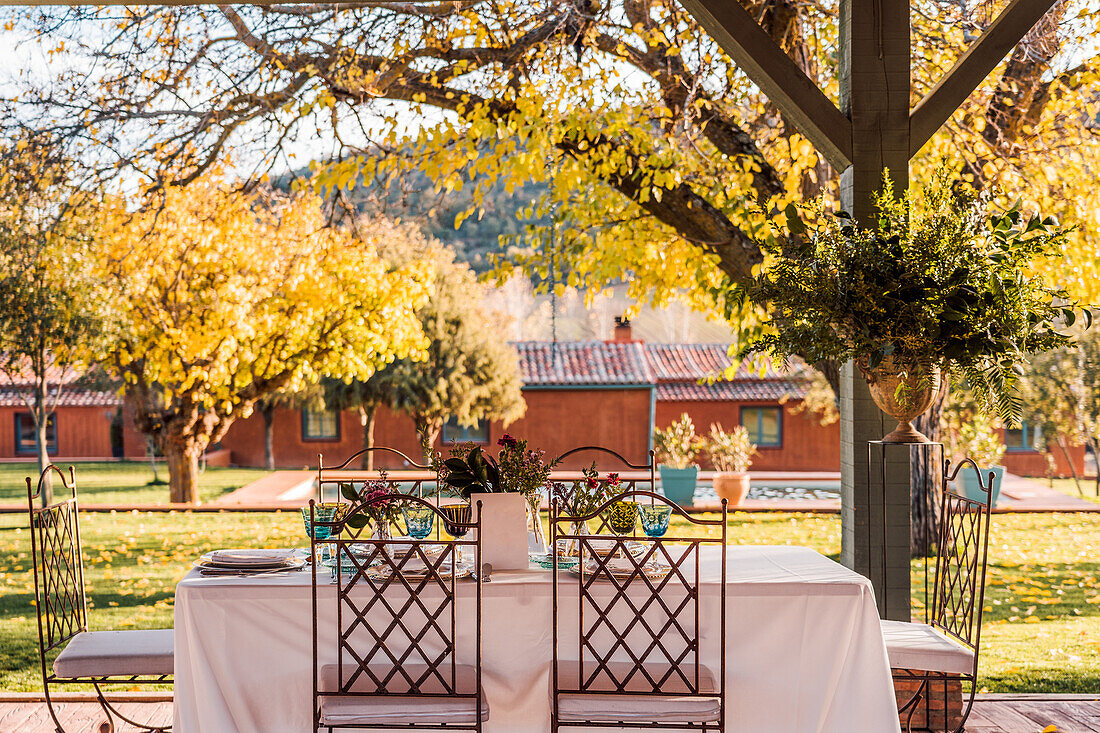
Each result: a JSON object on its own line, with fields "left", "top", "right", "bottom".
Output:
{"left": 2, "top": 694, "right": 1099, "bottom": 732}
{"left": 0, "top": 695, "right": 171, "bottom": 733}
{"left": 968, "top": 695, "right": 1100, "bottom": 732}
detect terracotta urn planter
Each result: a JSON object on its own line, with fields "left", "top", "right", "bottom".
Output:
{"left": 712, "top": 472, "right": 751, "bottom": 506}
{"left": 856, "top": 354, "right": 943, "bottom": 444}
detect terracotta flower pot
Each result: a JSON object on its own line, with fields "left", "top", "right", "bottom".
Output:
{"left": 856, "top": 354, "right": 943, "bottom": 444}
{"left": 712, "top": 472, "right": 750, "bottom": 506}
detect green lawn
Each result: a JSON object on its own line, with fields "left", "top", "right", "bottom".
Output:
{"left": 0, "top": 461, "right": 269, "bottom": 505}
{"left": 1049, "top": 477, "right": 1100, "bottom": 504}
{"left": 0, "top": 510, "right": 1097, "bottom": 693}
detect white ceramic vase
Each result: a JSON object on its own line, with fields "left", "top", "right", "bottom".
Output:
{"left": 468, "top": 492, "right": 529, "bottom": 570}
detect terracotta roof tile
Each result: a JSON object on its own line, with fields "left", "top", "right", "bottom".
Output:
{"left": 513, "top": 341, "right": 653, "bottom": 385}
{"left": 642, "top": 343, "right": 792, "bottom": 381}
{"left": 656, "top": 380, "right": 808, "bottom": 402}
{"left": 0, "top": 389, "right": 120, "bottom": 408}
{"left": 513, "top": 341, "right": 810, "bottom": 402}
{"left": 0, "top": 358, "right": 120, "bottom": 408}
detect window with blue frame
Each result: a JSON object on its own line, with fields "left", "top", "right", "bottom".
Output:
{"left": 1005, "top": 421, "right": 1042, "bottom": 452}
{"left": 15, "top": 413, "right": 57, "bottom": 455}
{"left": 442, "top": 417, "right": 490, "bottom": 444}
{"left": 740, "top": 406, "right": 782, "bottom": 447}
{"left": 301, "top": 409, "right": 340, "bottom": 441}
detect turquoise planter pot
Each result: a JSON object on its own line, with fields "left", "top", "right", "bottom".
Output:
{"left": 959, "top": 465, "right": 1004, "bottom": 507}
{"left": 659, "top": 466, "right": 699, "bottom": 507}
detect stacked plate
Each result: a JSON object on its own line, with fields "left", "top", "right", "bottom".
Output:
{"left": 195, "top": 549, "right": 306, "bottom": 575}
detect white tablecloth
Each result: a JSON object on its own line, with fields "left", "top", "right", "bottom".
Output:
{"left": 174, "top": 545, "right": 900, "bottom": 733}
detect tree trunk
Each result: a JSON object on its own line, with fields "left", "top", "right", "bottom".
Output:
{"left": 1090, "top": 438, "right": 1100, "bottom": 497}
{"left": 33, "top": 380, "right": 52, "bottom": 507}
{"left": 148, "top": 436, "right": 161, "bottom": 483}
{"left": 359, "top": 404, "right": 377, "bottom": 470}
{"left": 910, "top": 385, "right": 948, "bottom": 557}
{"left": 416, "top": 417, "right": 442, "bottom": 464}
{"left": 166, "top": 438, "right": 202, "bottom": 504}
{"left": 261, "top": 401, "right": 276, "bottom": 471}
{"left": 1057, "top": 437, "right": 1084, "bottom": 496}
{"left": 35, "top": 412, "right": 52, "bottom": 507}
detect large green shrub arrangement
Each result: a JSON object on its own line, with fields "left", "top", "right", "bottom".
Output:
{"left": 740, "top": 175, "right": 1089, "bottom": 423}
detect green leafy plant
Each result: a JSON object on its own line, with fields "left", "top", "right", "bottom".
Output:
{"left": 703, "top": 424, "right": 757, "bottom": 474}
{"left": 442, "top": 444, "right": 502, "bottom": 499}
{"left": 653, "top": 414, "right": 699, "bottom": 469}
{"left": 442, "top": 435, "right": 560, "bottom": 501}
{"left": 739, "top": 173, "right": 1090, "bottom": 425}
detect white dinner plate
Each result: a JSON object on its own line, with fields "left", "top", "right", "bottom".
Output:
{"left": 195, "top": 555, "right": 306, "bottom": 573}
{"left": 202, "top": 549, "right": 301, "bottom": 569}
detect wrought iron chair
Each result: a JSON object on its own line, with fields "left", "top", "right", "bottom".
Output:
{"left": 309, "top": 495, "right": 487, "bottom": 731}
{"left": 550, "top": 490, "right": 727, "bottom": 731}
{"left": 882, "top": 458, "right": 994, "bottom": 733}
{"left": 27, "top": 466, "right": 173, "bottom": 733}
{"left": 317, "top": 447, "right": 435, "bottom": 503}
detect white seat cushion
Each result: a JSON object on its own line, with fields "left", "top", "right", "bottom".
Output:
{"left": 53, "top": 630, "right": 174, "bottom": 678}
{"left": 555, "top": 660, "right": 722, "bottom": 723}
{"left": 319, "top": 663, "right": 488, "bottom": 725}
{"left": 881, "top": 620, "right": 975, "bottom": 676}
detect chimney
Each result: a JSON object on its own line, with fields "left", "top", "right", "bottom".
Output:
{"left": 612, "top": 316, "right": 634, "bottom": 342}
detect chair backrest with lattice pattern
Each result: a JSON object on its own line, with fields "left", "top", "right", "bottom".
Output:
{"left": 551, "top": 490, "right": 726, "bottom": 698}
{"left": 310, "top": 495, "right": 482, "bottom": 702}
{"left": 931, "top": 459, "right": 993, "bottom": 653}
{"left": 26, "top": 466, "right": 88, "bottom": 655}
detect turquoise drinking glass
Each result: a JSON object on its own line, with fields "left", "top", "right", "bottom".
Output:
{"left": 638, "top": 504, "right": 672, "bottom": 537}
{"left": 302, "top": 504, "right": 340, "bottom": 541}
{"left": 402, "top": 504, "right": 435, "bottom": 540}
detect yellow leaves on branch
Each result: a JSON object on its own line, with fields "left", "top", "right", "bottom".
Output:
{"left": 97, "top": 172, "right": 430, "bottom": 414}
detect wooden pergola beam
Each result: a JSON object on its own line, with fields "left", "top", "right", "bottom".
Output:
{"left": 678, "top": 0, "right": 853, "bottom": 171}
{"left": 909, "top": 0, "right": 1060, "bottom": 156}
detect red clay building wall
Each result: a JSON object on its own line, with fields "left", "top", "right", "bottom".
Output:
{"left": 504, "top": 388, "right": 653, "bottom": 469}
{"left": 996, "top": 428, "right": 1086, "bottom": 478}
{"left": 220, "top": 406, "right": 370, "bottom": 469}
{"left": 219, "top": 387, "right": 654, "bottom": 470}
{"left": 655, "top": 400, "right": 841, "bottom": 472}
{"left": 0, "top": 405, "right": 117, "bottom": 460}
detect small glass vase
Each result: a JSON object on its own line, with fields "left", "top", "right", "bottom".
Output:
{"left": 566, "top": 520, "right": 591, "bottom": 557}
{"left": 371, "top": 516, "right": 394, "bottom": 542}
{"left": 527, "top": 496, "right": 548, "bottom": 553}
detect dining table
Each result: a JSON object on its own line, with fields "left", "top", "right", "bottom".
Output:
{"left": 173, "top": 544, "right": 901, "bottom": 733}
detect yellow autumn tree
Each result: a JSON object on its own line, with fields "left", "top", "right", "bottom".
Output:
{"left": 99, "top": 175, "right": 431, "bottom": 503}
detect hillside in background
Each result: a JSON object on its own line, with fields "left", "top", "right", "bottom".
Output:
{"left": 279, "top": 164, "right": 735, "bottom": 343}
{"left": 279, "top": 164, "right": 549, "bottom": 273}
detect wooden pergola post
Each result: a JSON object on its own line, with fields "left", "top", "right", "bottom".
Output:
{"left": 836, "top": 0, "right": 913, "bottom": 620}
{"left": 681, "top": 0, "right": 1061, "bottom": 619}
